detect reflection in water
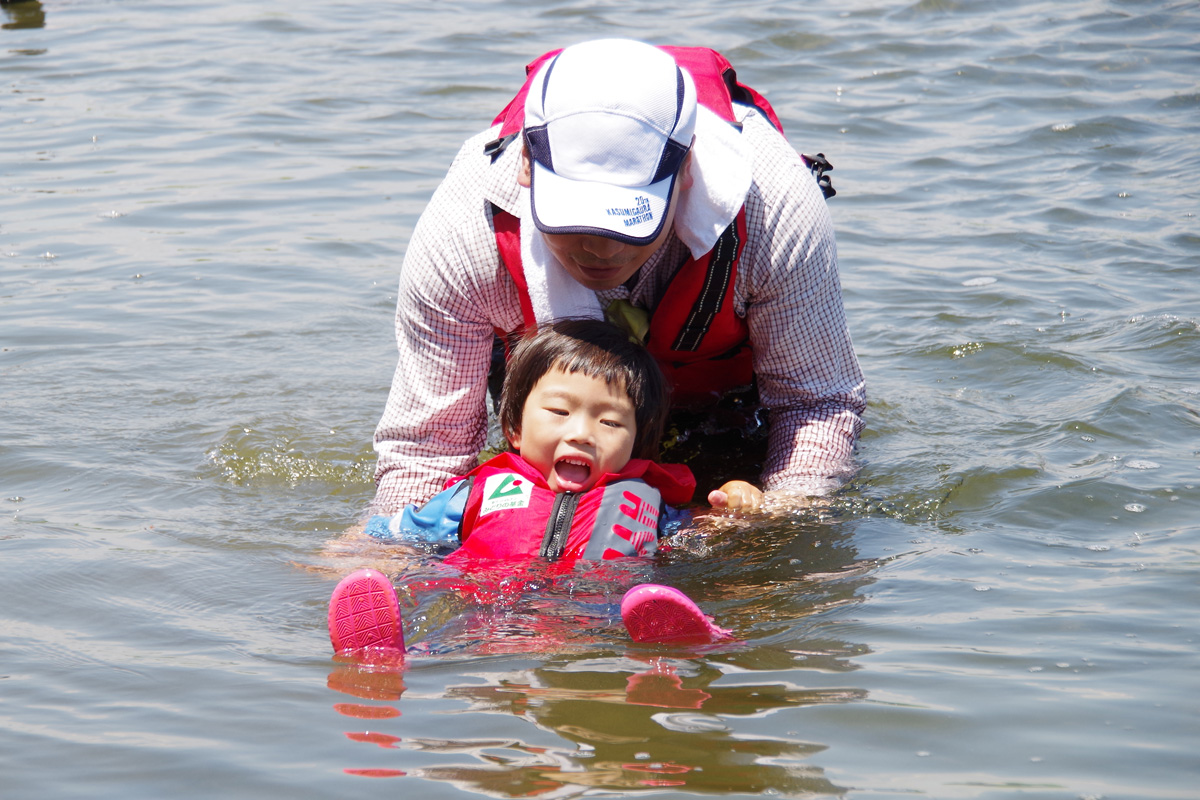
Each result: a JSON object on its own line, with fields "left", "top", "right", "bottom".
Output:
{"left": 625, "top": 659, "right": 711, "bottom": 708}
{"left": 346, "top": 731, "right": 403, "bottom": 748}
{"left": 324, "top": 513, "right": 873, "bottom": 794}
{"left": 343, "top": 768, "right": 407, "bottom": 778}
{"left": 333, "top": 703, "right": 400, "bottom": 720}
{"left": 327, "top": 650, "right": 407, "bottom": 700}
{"left": 327, "top": 654, "right": 861, "bottom": 796}
{"left": 1, "top": 0, "right": 44, "bottom": 31}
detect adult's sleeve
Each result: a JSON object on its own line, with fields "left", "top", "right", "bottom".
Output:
{"left": 737, "top": 113, "right": 867, "bottom": 496}
{"left": 370, "top": 138, "right": 520, "bottom": 513}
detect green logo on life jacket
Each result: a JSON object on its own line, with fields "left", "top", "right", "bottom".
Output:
{"left": 488, "top": 474, "right": 524, "bottom": 499}
{"left": 480, "top": 472, "right": 533, "bottom": 516}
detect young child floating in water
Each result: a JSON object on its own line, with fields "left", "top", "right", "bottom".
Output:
{"left": 328, "top": 319, "right": 761, "bottom": 653}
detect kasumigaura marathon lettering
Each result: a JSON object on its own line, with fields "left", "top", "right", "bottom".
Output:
{"left": 606, "top": 196, "right": 653, "bottom": 227}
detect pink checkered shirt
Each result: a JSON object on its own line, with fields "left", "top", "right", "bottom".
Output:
{"left": 370, "top": 109, "right": 865, "bottom": 513}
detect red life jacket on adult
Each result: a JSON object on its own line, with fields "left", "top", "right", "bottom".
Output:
{"left": 442, "top": 451, "right": 695, "bottom": 566}
{"left": 486, "top": 47, "right": 787, "bottom": 408}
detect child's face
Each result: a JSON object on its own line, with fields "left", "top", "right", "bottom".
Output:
{"left": 509, "top": 366, "right": 637, "bottom": 493}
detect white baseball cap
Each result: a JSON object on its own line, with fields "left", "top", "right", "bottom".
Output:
{"left": 523, "top": 39, "right": 698, "bottom": 245}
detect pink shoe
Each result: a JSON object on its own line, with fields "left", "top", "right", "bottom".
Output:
{"left": 620, "top": 584, "right": 732, "bottom": 644}
{"left": 328, "top": 569, "right": 405, "bottom": 653}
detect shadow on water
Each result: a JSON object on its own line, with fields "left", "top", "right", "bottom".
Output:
{"left": 1, "top": 0, "right": 44, "bottom": 31}
{"left": 316, "top": 511, "right": 875, "bottom": 795}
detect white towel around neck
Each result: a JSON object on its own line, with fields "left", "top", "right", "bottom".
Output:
{"left": 520, "top": 104, "right": 752, "bottom": 326}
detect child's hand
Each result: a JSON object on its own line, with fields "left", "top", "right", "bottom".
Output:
{"left": 707, "top": 480, "right": 764, "bottom": 512}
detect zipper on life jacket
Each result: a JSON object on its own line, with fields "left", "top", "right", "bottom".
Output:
{"left": 540, "top": 491, "right": 580, "bottom": 560}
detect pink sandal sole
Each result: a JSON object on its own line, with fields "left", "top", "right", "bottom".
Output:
{"left": 620, "top": 584, "right": 731, "bottom": 644}
{"left": 328, "top": 568, "right": 405, "bottom": 653}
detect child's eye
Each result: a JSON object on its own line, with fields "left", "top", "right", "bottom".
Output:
{"left": 544, "top": 407, "right": 569, "bottom": 416}
{"left": 601, "top": 419, "right": 623, "bottom": 428}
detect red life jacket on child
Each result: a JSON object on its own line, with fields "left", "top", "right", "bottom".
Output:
{"left": 486, "top": 47, "right": 787, "bottom": 408}
{"left": 443, "top": 451, "right": 695, "bottom": 566}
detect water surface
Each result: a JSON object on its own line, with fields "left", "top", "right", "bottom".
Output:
{"left": 2, "top": 1, "right": 1198, "bottom": 798}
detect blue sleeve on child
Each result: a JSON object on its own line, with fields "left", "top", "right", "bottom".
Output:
{"left": 659, "top": 504, "right": 692, "bottom": 538}
{"left": 363, "top": 480, "right": 470, "bottom": 548}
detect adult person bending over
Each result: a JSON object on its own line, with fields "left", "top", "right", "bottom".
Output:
{"left": 371, "top": 38, "right": 865, "bottom": 516}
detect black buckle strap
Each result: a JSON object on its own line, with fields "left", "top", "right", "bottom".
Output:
{"left": 802, "top": 152, "right": 836, "bottom": 199}
{"left": 483, "top": 132, "right": 520, "bottom": 163}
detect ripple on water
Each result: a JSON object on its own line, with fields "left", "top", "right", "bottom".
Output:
{"left": 206, "top": 422, "right": 373, "bottom": 489}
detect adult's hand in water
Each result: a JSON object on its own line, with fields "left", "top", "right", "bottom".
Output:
{"left": 707, "top": 480, "right": 764, "bottom": 511}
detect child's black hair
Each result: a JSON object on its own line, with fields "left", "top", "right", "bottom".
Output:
{"left": 499, "top": 319, "right": 670, "bottom": 461}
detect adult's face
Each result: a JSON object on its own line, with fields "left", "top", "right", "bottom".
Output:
{"left": 540, "top": 223, "right": 674, "bottom": 291}
{"left": 518, "top": 148, "right": 687, "bottom": 291}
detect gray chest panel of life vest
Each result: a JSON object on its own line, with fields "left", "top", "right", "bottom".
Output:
{"left": 582, "top": 479, "right": 663, "bottom": 560}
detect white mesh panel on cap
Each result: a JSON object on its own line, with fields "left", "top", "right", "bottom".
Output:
{"left": 548, "top": 114, "right": 665, "bottom": 185}
{"left": 533, "top": 39, "right": 695, "bottom": 187}
{"left": 540, "top": 40, "right": 681, "bottom": 131}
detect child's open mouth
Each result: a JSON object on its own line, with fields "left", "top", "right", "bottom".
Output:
{"left": 553, "top": 457, "right": 592, "bottom": 492}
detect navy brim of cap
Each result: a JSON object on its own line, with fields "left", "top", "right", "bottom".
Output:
{"left": 528, "top": 159, "right": 677, "bottom": 246}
